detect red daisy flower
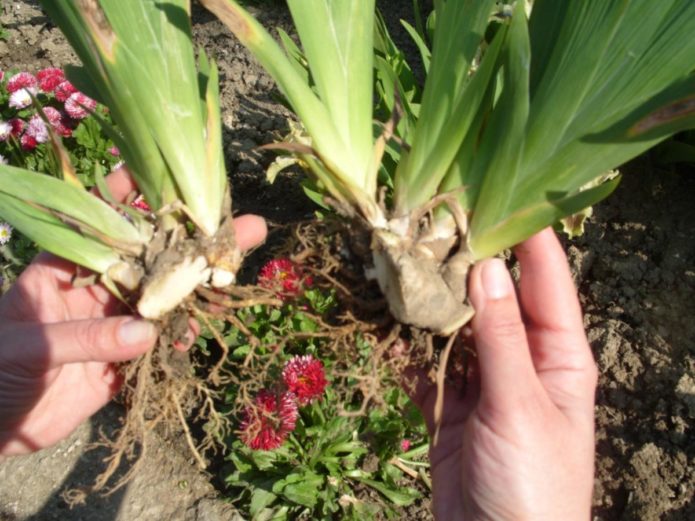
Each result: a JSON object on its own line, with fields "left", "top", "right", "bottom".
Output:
{"left": 9, "top": 118, "right": 25, "bottom": 137}
{"left": 258, "top": 258, "right": 311, "bottom": 298}
{"left": 54, "top": 80, "right": 77, "bottom": 102}
{"left": 37, "top": 68, "right": 65, "bottom": 93}
{"left": 20, "top": 133, "right": 38, "bottom": 151}
{"left": 130, "top": 194, "right": 152, "bottom": 213}
{"left": 6, "top": 72, "right": 38, "bottom": 93}
{"left": 239, "top": 390, "right": 298, "bottom": 451}
{"left": 282, "top": 355, "right": 328, "bottom": 406}
{"left": 64, "top": 92, "right": 97, "bottom": 120}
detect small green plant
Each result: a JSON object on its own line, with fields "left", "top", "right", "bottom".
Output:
{"left": 205, "top": 257, "right": 428, "bottom": 520}
{"left": 223, "top": 391, "right": 425, "bottom": 520}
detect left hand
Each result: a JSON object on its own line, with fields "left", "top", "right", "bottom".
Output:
{"left": 0, "top": 168, "right": 267, "bottom": 456}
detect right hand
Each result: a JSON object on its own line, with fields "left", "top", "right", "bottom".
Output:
{"left": 411, "top": 228, "right": 598, "bottom": 520}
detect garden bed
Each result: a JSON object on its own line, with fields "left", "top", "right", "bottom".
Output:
{"left": 0, "top": 1, "right": 693, "bottom": 520}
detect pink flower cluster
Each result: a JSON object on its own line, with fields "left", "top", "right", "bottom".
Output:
{"left": 258, "top": 258, "right": 313, "bottom": 299}
{"left": 0, "top": 68, "right": 97, "bottom": 151}
{"left": 240, "top": 355, "right": 328, "bottom": 451}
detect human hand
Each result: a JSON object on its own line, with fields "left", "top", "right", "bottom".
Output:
{"left": 0, "top": 169, "right": 267, "bottom": 456}
{"left": 411, "top": 228, "right": 597, "bottom": 520}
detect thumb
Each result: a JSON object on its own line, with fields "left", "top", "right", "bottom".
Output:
{"left": 469, "top": 258, "right": 539, "bottom": 411}
{"left": 16, "top": 317, "right": 158, "bottom": 368}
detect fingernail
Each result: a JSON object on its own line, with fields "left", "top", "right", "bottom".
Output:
{"left": 481, "top": 259, "right": 513, "bottom": 300}
{"left": 118, "top": 319, "right": 156, "bottom": 346}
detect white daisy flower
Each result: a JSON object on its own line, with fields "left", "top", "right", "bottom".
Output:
{"left": 0, "top": 121, "right": 11, "bottom": 142}
{"left": 0, "top": 222, "right": 13, "bottom": 246}
{"left": 8, "top": 88, "right": 37, "bottom": 110}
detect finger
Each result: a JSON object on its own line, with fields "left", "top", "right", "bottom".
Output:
{"left": 405, "top": 361, "right": 480, "bottom": 437}
{"left": 514, "top": 228, "right": 584, "bottom": 336}
{"left": 514, "top": 229, "right": 597, "bottom": 414}
{"left": 233, "top": 214, "right": 267, "bottom": 251}
{"left": 173, "top": 318, "right": 200, "bottom": 352}
{"left": 95, "top": 165, "right": 138, "bottom": 203}
{"left": 469, "top": 258, "right": 540, "bottom": 411}
{"left": 11, "top": 317, "right": 158, "bottom": 368}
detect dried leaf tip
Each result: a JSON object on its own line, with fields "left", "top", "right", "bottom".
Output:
{"left": 78, "top": 0, "right": 116, "bottom": 59}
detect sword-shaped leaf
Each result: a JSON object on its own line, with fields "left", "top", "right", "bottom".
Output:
{"left": 0, "top": 192, "right": 124, "bottom": 274}
{"left": 0, "top": 165, "right": 148, "bottom": 254}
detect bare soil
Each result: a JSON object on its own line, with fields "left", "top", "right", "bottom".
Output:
{"left": 1, "top": 1, "right": 693, "bottom": 520}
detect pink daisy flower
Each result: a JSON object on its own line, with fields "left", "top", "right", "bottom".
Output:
{"left": 400, "top": 439, "right": 412, "bottom": 452}
{"left": 282, "top": 355, "right": 328, "bottom": 406}
{"left": 109, "top": 146, "right": 121, "bottom": 156}
{"left": 6, "top": 72, "right": 38, "bottom": 94}
{"left": 54, "top": 80, "right": 77, "bottom": 102}
{"left": 26, "top": 115, "right": 49, "bottom": 144}
{"left": 239, "top": 390, "right": 298, "bottom": 451}
{"left": 0, "top": 70, "right": 4, "bottom": 82}
{"left": 64, "top": 92, "right": 97, "bottom": 120}
{"left": 39, "top": 106, "right": 73, "bottom": 138}
{"left": 41, "top": 106, "right": 62, "bottom": 126}
{"left": 37, "top": 68, "right": 65, "bottom": 93}
{"left": 258, "top": 258, "right": 312, "bottom": 298}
